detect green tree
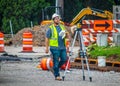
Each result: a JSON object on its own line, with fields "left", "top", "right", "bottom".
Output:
{"left": 64, "top": 0, "right": 84, "bottom": 23}
{"left": 81, "top": 0, "right": 115, "bottom": 12}
{"left": 0, "top": 0, "right": 50, "bottom": 33}
{"left": 0, "top": 0, "right": 117, "bottom": 33}
{"left": 64, "top": 0, "right": 115, "bottom": 23}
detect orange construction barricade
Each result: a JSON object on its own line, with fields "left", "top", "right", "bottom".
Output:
{"left": 0, "top": 32, "right": 5, "bottom": 53}
{"left": 22, "top": 31, "right": 34, "bottom": 52}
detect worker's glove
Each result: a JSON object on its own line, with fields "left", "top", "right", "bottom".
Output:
{"left": 59, "top": 30, "right": 66, "bottom": 39}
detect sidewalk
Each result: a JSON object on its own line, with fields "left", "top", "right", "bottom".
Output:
{"left": 0, "top": 46, "right": 49, "bottom": 58}
{"left": 0, "top": 46, "right": 80, "bottom": 58}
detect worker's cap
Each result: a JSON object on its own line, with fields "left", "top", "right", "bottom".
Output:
{"left": 52, "top": 13, "right": 61, "bottom": 20}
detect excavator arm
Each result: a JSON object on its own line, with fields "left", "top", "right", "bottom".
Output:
{"left": 70, "top": 7, "right": 113, "bottom": 26}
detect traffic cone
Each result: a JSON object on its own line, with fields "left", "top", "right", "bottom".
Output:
{"left": 61, "top": 57, "right": 70, "bottom": 70}
{"left": 66, "top": 39, "right": 70, "bottom": 53}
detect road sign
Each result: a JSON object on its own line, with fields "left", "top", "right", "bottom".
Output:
{"left": 94, "top": 20, "right": 113, "bottom": 31}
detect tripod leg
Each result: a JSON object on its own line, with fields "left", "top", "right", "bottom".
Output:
{"left": 62, "top": 31, "right": 78, "bottom": 81}
{"left": 79, "top": 30, "right": 92, "bottom": 82}
{"left": 78, "top": 30, "right": 86, "bottom": 81}
{"left": 81, "top": 55, "right": 85, "bottom": 80}
{"left": 84, "top": 55, "right": 92, "bottom": 82}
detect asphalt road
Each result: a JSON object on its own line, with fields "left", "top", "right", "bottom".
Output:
{"left": 0, "top": 60, "right": 120, "bottom": 86}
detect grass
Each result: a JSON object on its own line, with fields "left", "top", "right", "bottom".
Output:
{"left": 87, "top": 44, "right": 120, "bottom": 61}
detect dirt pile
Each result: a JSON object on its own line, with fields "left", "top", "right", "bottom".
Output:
{"left": 10, "top": 25, "right": 48, "bottom": 46}
{"left": 6, "top": 25, "right": 77, "bottom": 46}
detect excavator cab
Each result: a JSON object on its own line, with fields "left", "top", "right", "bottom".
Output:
{"left": 40, "top": 6, "right": 64, "bottom": 25}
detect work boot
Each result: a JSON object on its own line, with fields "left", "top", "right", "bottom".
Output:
{"left": 55, "top": 76, "right": 62, "bottom": 81}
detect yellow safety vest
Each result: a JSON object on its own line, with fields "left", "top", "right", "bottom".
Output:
{"left": 49, "top": 24, "right": 66, "bottom": 47}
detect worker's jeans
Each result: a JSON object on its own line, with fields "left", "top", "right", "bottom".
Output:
{"left": 50, "top": 49, "right": 67, "bottom": 78}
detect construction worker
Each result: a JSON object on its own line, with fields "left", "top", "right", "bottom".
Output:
{"left": 45, "top": 13, "right": 70, "bottom": 81}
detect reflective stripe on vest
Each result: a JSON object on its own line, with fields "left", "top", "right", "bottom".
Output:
{"left": 49, "top": 24, "right": 65, "bottom": 47}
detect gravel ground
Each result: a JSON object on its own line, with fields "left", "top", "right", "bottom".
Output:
{"left": 0, "top": 60, "right": 120, "bottom": 86}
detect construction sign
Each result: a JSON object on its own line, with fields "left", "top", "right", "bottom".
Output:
{"left": 94, "top": 20, "right": 113, "bottom": 31}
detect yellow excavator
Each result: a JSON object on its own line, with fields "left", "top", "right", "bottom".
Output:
{"left": 68, "top": 7, "right": 113, "bottom": 35}
{"left": 40, "top": 7, "right": 113, "bottom": 26}
{"left": 70, "top": 7, "right": 113, "bottom": 26}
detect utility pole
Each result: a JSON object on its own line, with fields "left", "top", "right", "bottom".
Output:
{"left": 9, "top": 20, "right": 14, "bottom": 38}
{"left": 59, "top": 0, "right": 64, "bottom": 20}
{"left": 55, "top": 0, "right": 59, "bottom": 14}
{"left": 56, "top": 0, "right": 64, "bottom": 20}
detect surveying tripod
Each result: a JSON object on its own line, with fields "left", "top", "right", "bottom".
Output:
{"left": 62, "top": 24, "right": 92, "bottom": 82}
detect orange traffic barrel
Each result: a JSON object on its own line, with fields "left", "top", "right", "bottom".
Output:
{"left": 41, "top": 58, "right": 53, "bottom": 70}
{"left": 0, "top": 32, "right": 5, "bottom": 53}
{"left": 40, "top": 57, "right": 70, "bottom": 70}
{"left": 22, "top": 31, "right": 34, "bottom": 52}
